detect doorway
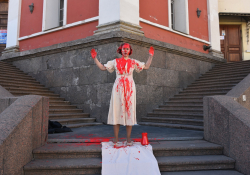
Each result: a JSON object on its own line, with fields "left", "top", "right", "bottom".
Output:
{"left": 220, "top": 25, "right": 242, "bottom": 62}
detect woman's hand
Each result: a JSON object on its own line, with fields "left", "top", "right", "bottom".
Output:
{"left": 144, "top": 46, "right": 154, "bottom": 70}
{"left": 149, "top": 46, "right": 154, "bottom": 56}
{"left": 91, "top": 49, "right": 97, "bottom": 59}
{"left": 90, "top": 49, "right": 106, "bottom": 71}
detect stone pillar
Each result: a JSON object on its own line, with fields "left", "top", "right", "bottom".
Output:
{"left": 94, "top": 0, "right": 144, "bottom": 36}
{"left": 2, "top": 0, "right": 22, "bottom": 55}
{"left": 207, "top": 0, "right": 224, "bottom": 58}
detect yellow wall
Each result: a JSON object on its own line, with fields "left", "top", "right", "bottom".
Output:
{"left": 218, "top": 0, "right": 250, "bottom": 13}
{"left": 219, "top": 16, "right": 250, "bottom": 60}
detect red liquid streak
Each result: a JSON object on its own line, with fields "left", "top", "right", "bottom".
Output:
{"left": 135, "top": 158, "right": 139, "bottom": 160}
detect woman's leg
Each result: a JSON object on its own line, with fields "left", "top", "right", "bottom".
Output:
{"left": 113, "top": 124, "right": 120, "bottom": 143}
{"left": 126, "top": 125, "right": 133, "bottom": 143}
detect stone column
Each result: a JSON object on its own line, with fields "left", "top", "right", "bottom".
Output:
{"left": 2, "top": 0, "right": 22, "bottom": 54}
{"left": 207, "top": 0, "right": 224, "bottom": 58}
{"left": 94, "top": 0, "right": 144, "bottom": 36}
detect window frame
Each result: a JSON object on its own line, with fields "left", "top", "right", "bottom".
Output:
{"left": 42, "top": 0, "right": 67, "bottom": 31}
{"left": 168, "top": 0, "right": 189, "bottom": 35}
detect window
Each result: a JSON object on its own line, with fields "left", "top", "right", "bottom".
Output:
{"left": 59, "top": 0, "right": 64, "bottom": 26}
{"left": 171, "top": 0, "right": 189, "bottom": 34}
{"left": 42, "top": 0, "right": 66, "bottom": 31}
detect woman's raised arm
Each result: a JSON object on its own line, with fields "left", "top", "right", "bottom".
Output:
{"left": 144, "top": 46, "right": 154, "bottom": 70}
{"left": 91, "top": 49, "right": 106, "bottom": 71}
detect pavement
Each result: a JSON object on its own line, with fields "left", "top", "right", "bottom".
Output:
{"left": 48, "top": 124, "right": 204, "bottom": 143}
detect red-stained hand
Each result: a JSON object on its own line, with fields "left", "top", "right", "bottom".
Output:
{"left": 149, "top": 46, "right": 154, "bottom": 56}
{"left": 91, "top": 49, "right": 97, "bottom": 59}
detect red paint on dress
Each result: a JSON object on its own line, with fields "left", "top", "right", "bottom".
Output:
{"left": 116, "top": 76, "right": 133, "bottom": 118}
{"left": 115, "top": 58, "right": 144, "bottom": 118}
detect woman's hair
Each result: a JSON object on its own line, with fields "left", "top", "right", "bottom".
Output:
{"left": 117, "top": 43, "right": 133, "bottom": 55}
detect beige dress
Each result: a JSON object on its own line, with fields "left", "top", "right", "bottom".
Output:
{"left": 104, "top": 58, "right": 145, "bottom": 126}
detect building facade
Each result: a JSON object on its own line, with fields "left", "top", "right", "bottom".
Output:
{"left": 3, "top": 0, "right": 222, "bottom": 57}
{"left": 0, "top": 0, "right": 227, "bottom": 123}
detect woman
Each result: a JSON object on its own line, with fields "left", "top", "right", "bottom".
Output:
{"left": 91, "top": 43, "right": 154, "bottom": 146}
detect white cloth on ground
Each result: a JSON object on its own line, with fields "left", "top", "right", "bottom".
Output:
{"left": 101, "top": 141, "right": 161, "bottom": 175}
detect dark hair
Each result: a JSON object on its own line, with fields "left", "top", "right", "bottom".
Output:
{"left": 117, "top": 43, "right": 133, "bottom": 55}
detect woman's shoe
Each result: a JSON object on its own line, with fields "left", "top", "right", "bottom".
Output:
{"left": 126, "top": 140, "right": 134, "bottom": 146}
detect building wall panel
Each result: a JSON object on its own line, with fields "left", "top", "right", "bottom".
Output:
{"left": 188, "top": 0, "right": 209, "bottom": 41}
{"left": 19, "top": 0, "right": 43, "bottom": 37}
{"left": 67, "top": 0, "right": 99, "bottom": 24}
{"left": 19, "top": 21, "right": 98, "bottom": 51}
{"left": 139, "top": 0, "right": 169, "bottom": 27}
{"left": 140, "top": 22, "right": 209, "bottom": 53}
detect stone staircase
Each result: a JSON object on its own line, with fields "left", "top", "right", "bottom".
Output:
{"left": 0, "top": 61, "right": 102, "bottom": 128}
{"left": 23, "top": 139, "right": 243, "bottom": 175}
{"left": 139, "top": 60, "right": 250, "bottom": 131}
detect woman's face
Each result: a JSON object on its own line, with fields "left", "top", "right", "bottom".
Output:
{"left": 122, "top": 44, "right": 130, "bottom": 57}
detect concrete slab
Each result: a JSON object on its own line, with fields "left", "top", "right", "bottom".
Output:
{"left": 48, "top": 125, "right": 203, "bottom": 142}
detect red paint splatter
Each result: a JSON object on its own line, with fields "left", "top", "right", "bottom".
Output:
{"left": 138, "top": 151, "right": 140, "bottom": 153}
{"left": 135, "top": 158, "right": 139, "bottom": 160}
{"left": 149, "top": 46, "right": 154, "bottom": 56}
{"left": 113, "top": 145, "right": 127, "bottom": 149}
{"left": 91, "top": 49, "right": 97, "bottom": 59}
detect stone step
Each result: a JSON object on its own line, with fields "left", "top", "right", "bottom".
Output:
{"left": 206, "top": 64, "right": 250, "bottom": 74}
{"left": 5, "top": 87, "right": 53, "bottom": 94}
{"left": 0, "top": 67, "right": 25, "bottom": 73}
{"left": 147, "top": 112, "right": 203, "bottom": 120}
{"left": 23, "top": 155, "right": 234, "bottom": 174}
{"left": 0, "top": 76, "right": 40, "bottom": 83}
{"left": 48, "top": 97, "right": 65, "bottom": 101}
{"left": 193, "top": 76, "right": 244, "bottom": 84}
{"left": 159, "top": 105, "right": 203, "bottom": 110}
{"left": 200, "top": 68, "right": 250, "bottom": 77}
{"left": 10, "top": 91, "right": 60, "bottom": 97}
{"left": 153, "top": 108, "right": 203, "bottom": 114}
{"left": 49, "top": 109, "right": 83, "bottom": 114}
{"left": 181, "top": 87, "right": 232, "bottom": 93}
{"left": 32, "top": 140, "right": 223, "bottom": 159}
{"left": 51, "top": 118, "right": 96, "bottom": 125}
{"left": 197, "top": 73, "right": 249, "bottom": 81}
{"left": 49, "top": 105, "right": 77, "bottom": 110}
{"left": 169, "top": 97, "right": 203, "bottom": 102}
{"left": 175, "top": 91, "right": 227, "bottom": 97}
{"left": 161, "top": 170, "right": 244, "bottom": 175}
{"left": 210, "top": 62, "right": 250, "bottom": 70}
{"left": 164, "top": 101, "right": 203, "bottom": 106}
{"left": 1, "top": 83, "right": 49, "bottom": 90}
{"left": 186, "top": 83, "right": 237, "bottom": 90}
{"left": 157, "top": 155, "right": 235, "bottom": 172}
{"left": 188, "top": 80, "right": 240, "bottom": 88}
{"left": 0, "top": 62, "right": 16, "bottom": 68}
{"left": 0, "top": 71, "right": 31, "bottom": 77}
{"left": 49, "top": 101, "right": 71, "bottom": 105}
{"left": 0, "top": 73, "right": 36, "bottom": 80}
{"left": 0, "top": 79, "right": 41, "bottom": 86}
{"left": 49, "top": 113, "right": 90, "bottom": 119}
{"left": 65, "top": 122, "right": 103, "bottom": 128}
{"left": 138, "top": 122, "right": 204, "bottom": 131}
{"left": 141, "top": 117, "right": 203, "bottom": 126}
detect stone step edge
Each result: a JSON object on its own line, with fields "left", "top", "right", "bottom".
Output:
{"left": 23, "top": 155, "right": 235, "bottom": 170}
{"left": 47, "top": 137, "right": 204, "bottom": 143}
